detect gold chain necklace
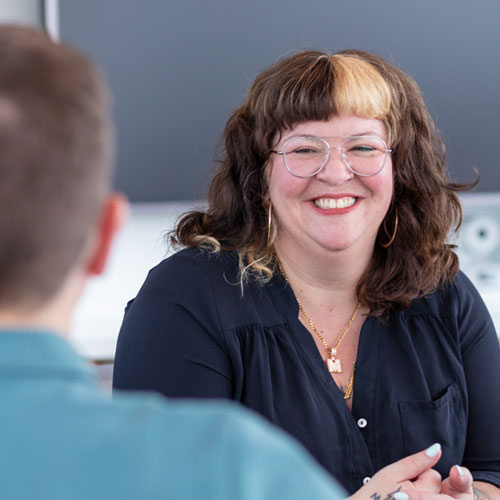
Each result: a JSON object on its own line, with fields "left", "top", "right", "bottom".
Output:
{"left": 277, "top": 259, "right": 361, "bottom": 400}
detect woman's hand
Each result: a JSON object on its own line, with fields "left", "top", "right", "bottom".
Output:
{"left": 349, "top": 443, "right": 452, "bottom": 500}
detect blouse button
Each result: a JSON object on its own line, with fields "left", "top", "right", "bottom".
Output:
{"left": 357, "top": 418, "right": 368, "bottom": 428}
{"left": 363, "top": 476, "right": 371, "bottom": 484}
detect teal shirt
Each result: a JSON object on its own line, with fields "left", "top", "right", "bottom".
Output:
{"left": 0, "top": 331, "right": 345, "bottom": 500}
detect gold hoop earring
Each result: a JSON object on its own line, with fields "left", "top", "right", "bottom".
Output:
{"left": 267, "top": 201, "right": 273, "bottom": 249}
{"left": 380, "top": 209, "right": 398, "bottom": 248}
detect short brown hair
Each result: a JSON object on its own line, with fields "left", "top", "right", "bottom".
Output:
{"left": 0, "top": 25, "right": 113, "bottom": 308}
{"left": 173, "top": 49, "right": 472, "bottom": 316}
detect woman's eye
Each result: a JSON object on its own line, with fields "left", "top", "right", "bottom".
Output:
{"left": 293, "top": 147, "right": 320, "bottom": 154}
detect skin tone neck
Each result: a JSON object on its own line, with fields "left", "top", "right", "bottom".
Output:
{"left": 273, "top": 228, "right": 375, "bottom": 308}
{"left": 0, "top": 266, "right": 86, "bottom": 336}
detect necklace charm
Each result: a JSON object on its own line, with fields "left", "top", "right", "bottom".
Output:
{"left": 327, "top": 357, "right": 342, "bottom": 373}
{"left": 327, "top": 347, "right": 342, "bottom": 373}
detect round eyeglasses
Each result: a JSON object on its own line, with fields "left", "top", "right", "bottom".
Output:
{"left": 271, "top": 135, "right": 392, "bottom": 178}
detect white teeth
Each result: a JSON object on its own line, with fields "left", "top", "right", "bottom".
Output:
{"left": 314, "top": 197, "right": 356, "bottom": 209}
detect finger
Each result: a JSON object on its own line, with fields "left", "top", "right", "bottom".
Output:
{"left": 413, "top": 468, "right": 442, "bottom": 493}
{"left": 379, "top": 444, "right": 442, "bottom": 482}
{"left": 396, "top": 490, "right": 454, "bottom": 500}
{"left": 443, "top": 465, "right": 473, "bottom": 495}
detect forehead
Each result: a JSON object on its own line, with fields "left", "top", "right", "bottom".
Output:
{"left": 279, "top": 116, "right": 387, "bottom": 143}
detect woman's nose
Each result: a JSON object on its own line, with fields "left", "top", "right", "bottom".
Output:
{"left": 315, "top": 148, "right": 354, "bottom": 184}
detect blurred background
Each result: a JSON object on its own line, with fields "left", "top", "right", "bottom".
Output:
{"left": 1, "top": 0, "right": 499, "bottom": 364}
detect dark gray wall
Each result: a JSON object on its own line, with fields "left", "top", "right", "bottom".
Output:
{"left": 60, "top": 0, "right": 500, "bottom": 202}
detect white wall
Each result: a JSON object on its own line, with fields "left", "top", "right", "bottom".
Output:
{"left": 0, "top": 0, "right": 42, "bottom": 25}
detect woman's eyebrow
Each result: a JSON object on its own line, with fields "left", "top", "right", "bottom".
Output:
{"left": 280, "top": 131, "right": 383, "bottom": 141}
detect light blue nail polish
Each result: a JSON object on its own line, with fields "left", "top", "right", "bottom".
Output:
{"left": 394, "top": 493, "right": 409, "bottom": 500}
{"left": 425, "top": 443, "right": 441, "bottom": 458}
{"left": 455, "top": 465, "right": 465, "bottom": 477}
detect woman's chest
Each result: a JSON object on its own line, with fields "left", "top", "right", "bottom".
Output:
{"left": 225, "top": 314, "right": 467, "bottom": 491}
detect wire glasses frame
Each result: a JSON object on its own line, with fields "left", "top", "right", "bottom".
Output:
{"left": 271, "top": 135, "right": 392, "bottom": 178}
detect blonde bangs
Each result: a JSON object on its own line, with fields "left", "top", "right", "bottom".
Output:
{"left": 330, "top": 54, "right": 393, "bottom": 140}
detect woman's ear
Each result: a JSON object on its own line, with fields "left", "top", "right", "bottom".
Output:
{"left": 86, "top": 193, "right": 129, "bottom": 276}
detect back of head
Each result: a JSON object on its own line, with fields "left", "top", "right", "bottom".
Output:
{"left": 0, "top": 25, "right": 113, "bottom": 309}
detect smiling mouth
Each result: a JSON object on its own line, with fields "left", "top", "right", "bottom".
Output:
{"left": 314, "top": 197, "right": 357, "bottom": 209}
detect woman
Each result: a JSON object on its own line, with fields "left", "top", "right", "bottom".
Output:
{"left": 113, "top": 50, "right": 500, "bottom": 497}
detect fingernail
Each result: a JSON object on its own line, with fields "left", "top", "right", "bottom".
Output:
{"left": 394, "top": 493, "right": 409, "bottom": 500}
{"left": 455, "top": 465, "right": 464, "bottom": 477}
{"left": 425, "top": 443, "right": 441, "bottom": 457}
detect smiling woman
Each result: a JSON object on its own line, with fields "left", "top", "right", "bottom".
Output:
{"left": 268, "top": 115, "right": 393, "bottom": 267}
{"left": 113, "top": 50, "right": 500, "bottom": 498}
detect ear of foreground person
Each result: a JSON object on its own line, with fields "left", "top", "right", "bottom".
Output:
{"left": 0, "top": 24, "right": 473, "bottom": 500}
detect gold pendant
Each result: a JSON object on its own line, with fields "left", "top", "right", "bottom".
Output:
{"left": 326, "top": 358, "right": 342, "bottom": 373}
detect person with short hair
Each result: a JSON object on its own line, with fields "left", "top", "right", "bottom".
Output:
{"left": 113, "top": 50, "right": 500, "bottom": 499}
{"left": 0, "top": 25, "right": 345, "bottom": 499}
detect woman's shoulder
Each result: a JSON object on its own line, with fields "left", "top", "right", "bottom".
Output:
{"left": 147, "top": 247, "right": 240, "bottom": 287}
{"left": 141, "top": 247, "right": 261, "bottom": 313}
{"left": 163, "top": 246, "right": 238, "bottom": 266}
{"left": 137, "top": 247, "right": 289, "bottom": 330}
{"left": 402, "top": 270, "right": 489, "bottom": 320}
{"left": 390, "top": 271, "right": 497, "bottom": 351}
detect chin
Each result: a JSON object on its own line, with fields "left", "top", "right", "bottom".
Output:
{"left": 315, "top": 231, "right": 369, "bottom": 253}
{"left": 318, "top": 240, "right": 353, "bottom": 252}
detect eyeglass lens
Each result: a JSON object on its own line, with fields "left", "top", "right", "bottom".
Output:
{"left": 283, "top": 136, "right": 388, "bottom": 177}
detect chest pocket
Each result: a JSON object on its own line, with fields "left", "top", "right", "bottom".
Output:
{"left": 398, "top": 383, "right": 466, "bottom": 475}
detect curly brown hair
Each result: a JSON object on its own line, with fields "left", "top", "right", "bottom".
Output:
{"left": 173, "top": 49, "right": 474, "bottom": 317}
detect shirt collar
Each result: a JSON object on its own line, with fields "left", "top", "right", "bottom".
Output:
{"left": 0, "top": 329, "right": 96, "bottom": 385}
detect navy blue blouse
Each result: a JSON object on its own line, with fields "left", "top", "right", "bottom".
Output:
{"left": 113, "top": 248, "right": 500, "bottom": 494}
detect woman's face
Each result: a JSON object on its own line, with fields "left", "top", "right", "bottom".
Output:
{"left": 268, "top": 115, "right": 393, "bottom": 260}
